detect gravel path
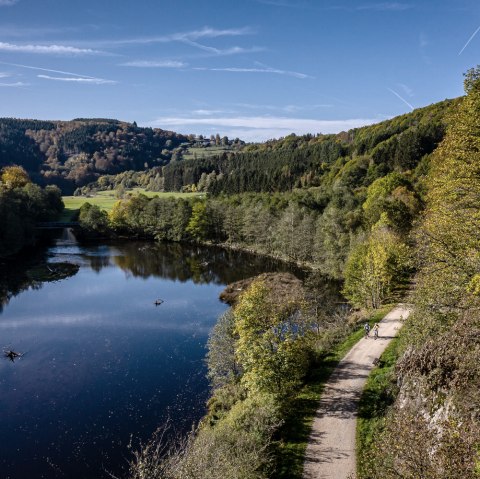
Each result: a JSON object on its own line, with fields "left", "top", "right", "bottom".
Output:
{"left": 303, "top": 304, "right": 411, "bottom": 479}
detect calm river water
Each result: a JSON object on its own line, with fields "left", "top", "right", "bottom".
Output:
{"left": 0, "top": 235, "right": 299, "bottom": 479}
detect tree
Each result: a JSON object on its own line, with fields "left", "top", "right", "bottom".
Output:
{"left": 186, "top": 201, "right": 209, "bottom": 241}
{"left": 207, "top": 310, "right": 241, "bottom": 390}
{"left": 78, "top": 203, "right": 109, "bottom": 235}
{"left": 420, "top": 65, "right": 480, "bottom": 309}
{"left": 363, "top": 173, "right": 419, "bottom": 233}
{"left": 343, "top": 225, "right": 411, "bottom": 309}
{"left": 1, "top": 165, "right": 31, "bottom": 189}
{"left": 234, "top": 280, "right": 309, "bottom": 399}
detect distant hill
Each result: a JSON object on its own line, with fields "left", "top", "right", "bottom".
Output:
{"left": 0, "top": 118, "right": 189, "bottom": 193}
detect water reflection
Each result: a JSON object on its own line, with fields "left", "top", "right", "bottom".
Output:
{"left": 0, "top": 237, "right": 304, "bottom": 479}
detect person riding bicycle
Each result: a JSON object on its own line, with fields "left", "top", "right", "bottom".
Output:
{"left": 364, "top": 322, "right": 371, "bottom": 338}
{"left": 373, "top": 322, "right": 379, "bottom": 340}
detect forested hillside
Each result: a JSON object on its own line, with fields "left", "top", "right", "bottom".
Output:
{"left": 0, "top": 118, "right": 188, "bottom": 193}
{"left": 157, "top": 99, "right": 455, "bottom": 194}
{"left": 358, "top": 68, "right": 480, "bottom": 479}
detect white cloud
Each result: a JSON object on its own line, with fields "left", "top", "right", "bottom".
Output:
{"left": 192, "top": 109, "right": 229, "bottom": 115}
{"left": 120, "top": 60, "right": 187, "bottom": 68}
{"left": 148, "top": 115, "right": 379, "bottom": 142}
{"left": 180, "top": 40, "right": 263, "bottom": 56}
{"left": 0, "top": 72, "right": 11, "bottom": 78}
{"left": 0, "top": 81, "right": 27, "bottom": 87}
{"left": 0, "top": 0, "right": 18, "bottom": 5}
{"left": 86, "top": 26, "right": 259, "bottom": 57}
{"left": 38, "top": 74, "right": 117, "bottom": 85}
{"left": 0, "top": 41, "right": 104, "bottom": 55}
{"left": 236, "top": 103, "right": 332, "bottom": 112}
{"left": 194, "top": 65, "right": 313, "bottom": 79}
{"left": 396, "top": 83, "right": 413, "bottom": 97}
{"left": 101, "top": 26, "right": 254, "bottom": 47}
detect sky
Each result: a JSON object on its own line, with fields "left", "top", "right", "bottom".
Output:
{"left": 0, "top": 0, "right": 479, "bottom": 142}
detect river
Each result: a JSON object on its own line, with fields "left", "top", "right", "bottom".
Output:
{"left": 0, "top": 233, "right": 301, "bottom": 479}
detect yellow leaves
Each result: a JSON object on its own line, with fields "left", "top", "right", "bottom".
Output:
{"left": 467, "top": 275, "right": 480, "bottom": 296}
{"left": 0, "top": 165, "right": 31, "bottom": 189}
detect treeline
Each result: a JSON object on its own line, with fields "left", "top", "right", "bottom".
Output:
{"left": 0, "top": 166, "right": 63, "bottom": 257}
{"left": 0, "top": 118, "right": 187, "bottom": 194}
{"left": 359, "top": 69, "right": 480, "bottom": 478}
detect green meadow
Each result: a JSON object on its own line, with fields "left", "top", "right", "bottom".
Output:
{"left": 61, "top": 188, "right": 204, "bottom": 220}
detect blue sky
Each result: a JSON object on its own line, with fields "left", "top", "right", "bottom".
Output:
{"left": 0, "top": 0, "right": 479, "bottom": 141}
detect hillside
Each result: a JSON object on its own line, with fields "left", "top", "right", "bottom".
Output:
{"left": 156, "top": 98, "right": 457, "bottom": 195}
{"left": 0, "top": 118, "right": 188, "bottom": 194}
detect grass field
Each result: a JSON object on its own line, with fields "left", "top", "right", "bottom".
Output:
{"left": 61, "top": 188, "right": 204, "bottom": 220}
{"left": 182, "top": 146, "right": 232, "bottom": 160}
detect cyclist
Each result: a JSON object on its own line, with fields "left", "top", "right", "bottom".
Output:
{"left": 364, "top": 322, "right": 371, "bottom": 338}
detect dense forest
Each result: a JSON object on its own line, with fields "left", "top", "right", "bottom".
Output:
{"left": 0, "top": 118, "right": 189, "bottom": 194}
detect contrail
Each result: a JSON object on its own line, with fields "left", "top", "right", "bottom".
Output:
{"left": 0, "top": 61, "right": 96, "bottom": 78}
{"left": 387, "top": 88, "right": 414, "bottom": 110}
{"left": 459, "top": 24, "right": 480, "bottom": 55}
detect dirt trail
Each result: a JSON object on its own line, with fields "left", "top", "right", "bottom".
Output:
{"left": 303, "top": 304, "right": 411, "bottom": 479}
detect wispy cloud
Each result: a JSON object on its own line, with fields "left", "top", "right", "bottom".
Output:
{"left": 81, "top": 26, "right": 259, "bottom": 57}
{"left": 0, "top": 41, "right": 104, "bottom": 55}
{"left": 120, "top": 60, "right": 187, "bottom": 68}
{"left": 179, "top": 39, "right": 263, "bottom": 56}
{"left": 458, "top": 24, "right": 480, "bottom": 55}
{"left": 38, "top": 74, "right": 117, "bottom": 85}
{"left": 0, "top": 0, "right": 19, "bottom": 6}
{"left": 98, "top": 26, "right": 254, "bottom": 47}
{"left": 396, "top": 83, "right": 413, "bottom": 97}
{"left": 234, "top": 102, "right": 332, "bottom": 112}
{"left": 149, "top": 115, "right": 378, "bottom": 141}
{"left": 192, "top": 109, "right": 230, "bottom": 115}
{"left": 0, "top": 72, "right": 11, "bottom": 78}
{"left": 0, "top": 81, "right": 27, "bottom": 87}
{"left": 194, "top": 62, "right": 313, "bottom": 79}
{"left": 387, "top": 87, "right": 414, "bottom": 110}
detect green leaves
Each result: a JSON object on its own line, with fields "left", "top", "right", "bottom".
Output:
{"left": 343, "top": 228, "right": 411, "bottom": 309}
{"left": 234, "top": 281, "right": 309, "bottom": 399}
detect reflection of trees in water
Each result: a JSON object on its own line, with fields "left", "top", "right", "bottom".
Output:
{"left": 0, "top": 255, "right": 45, "bottom": 313}
{"left": 82, "top": 254, "right": 112, "bottom": 273}
{"left": 109, "top": 242, "right": 303, "bottom": 285}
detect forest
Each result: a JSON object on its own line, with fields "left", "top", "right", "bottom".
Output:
{"left": 0, "top": 118, "right": 188, "bottom": 194}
